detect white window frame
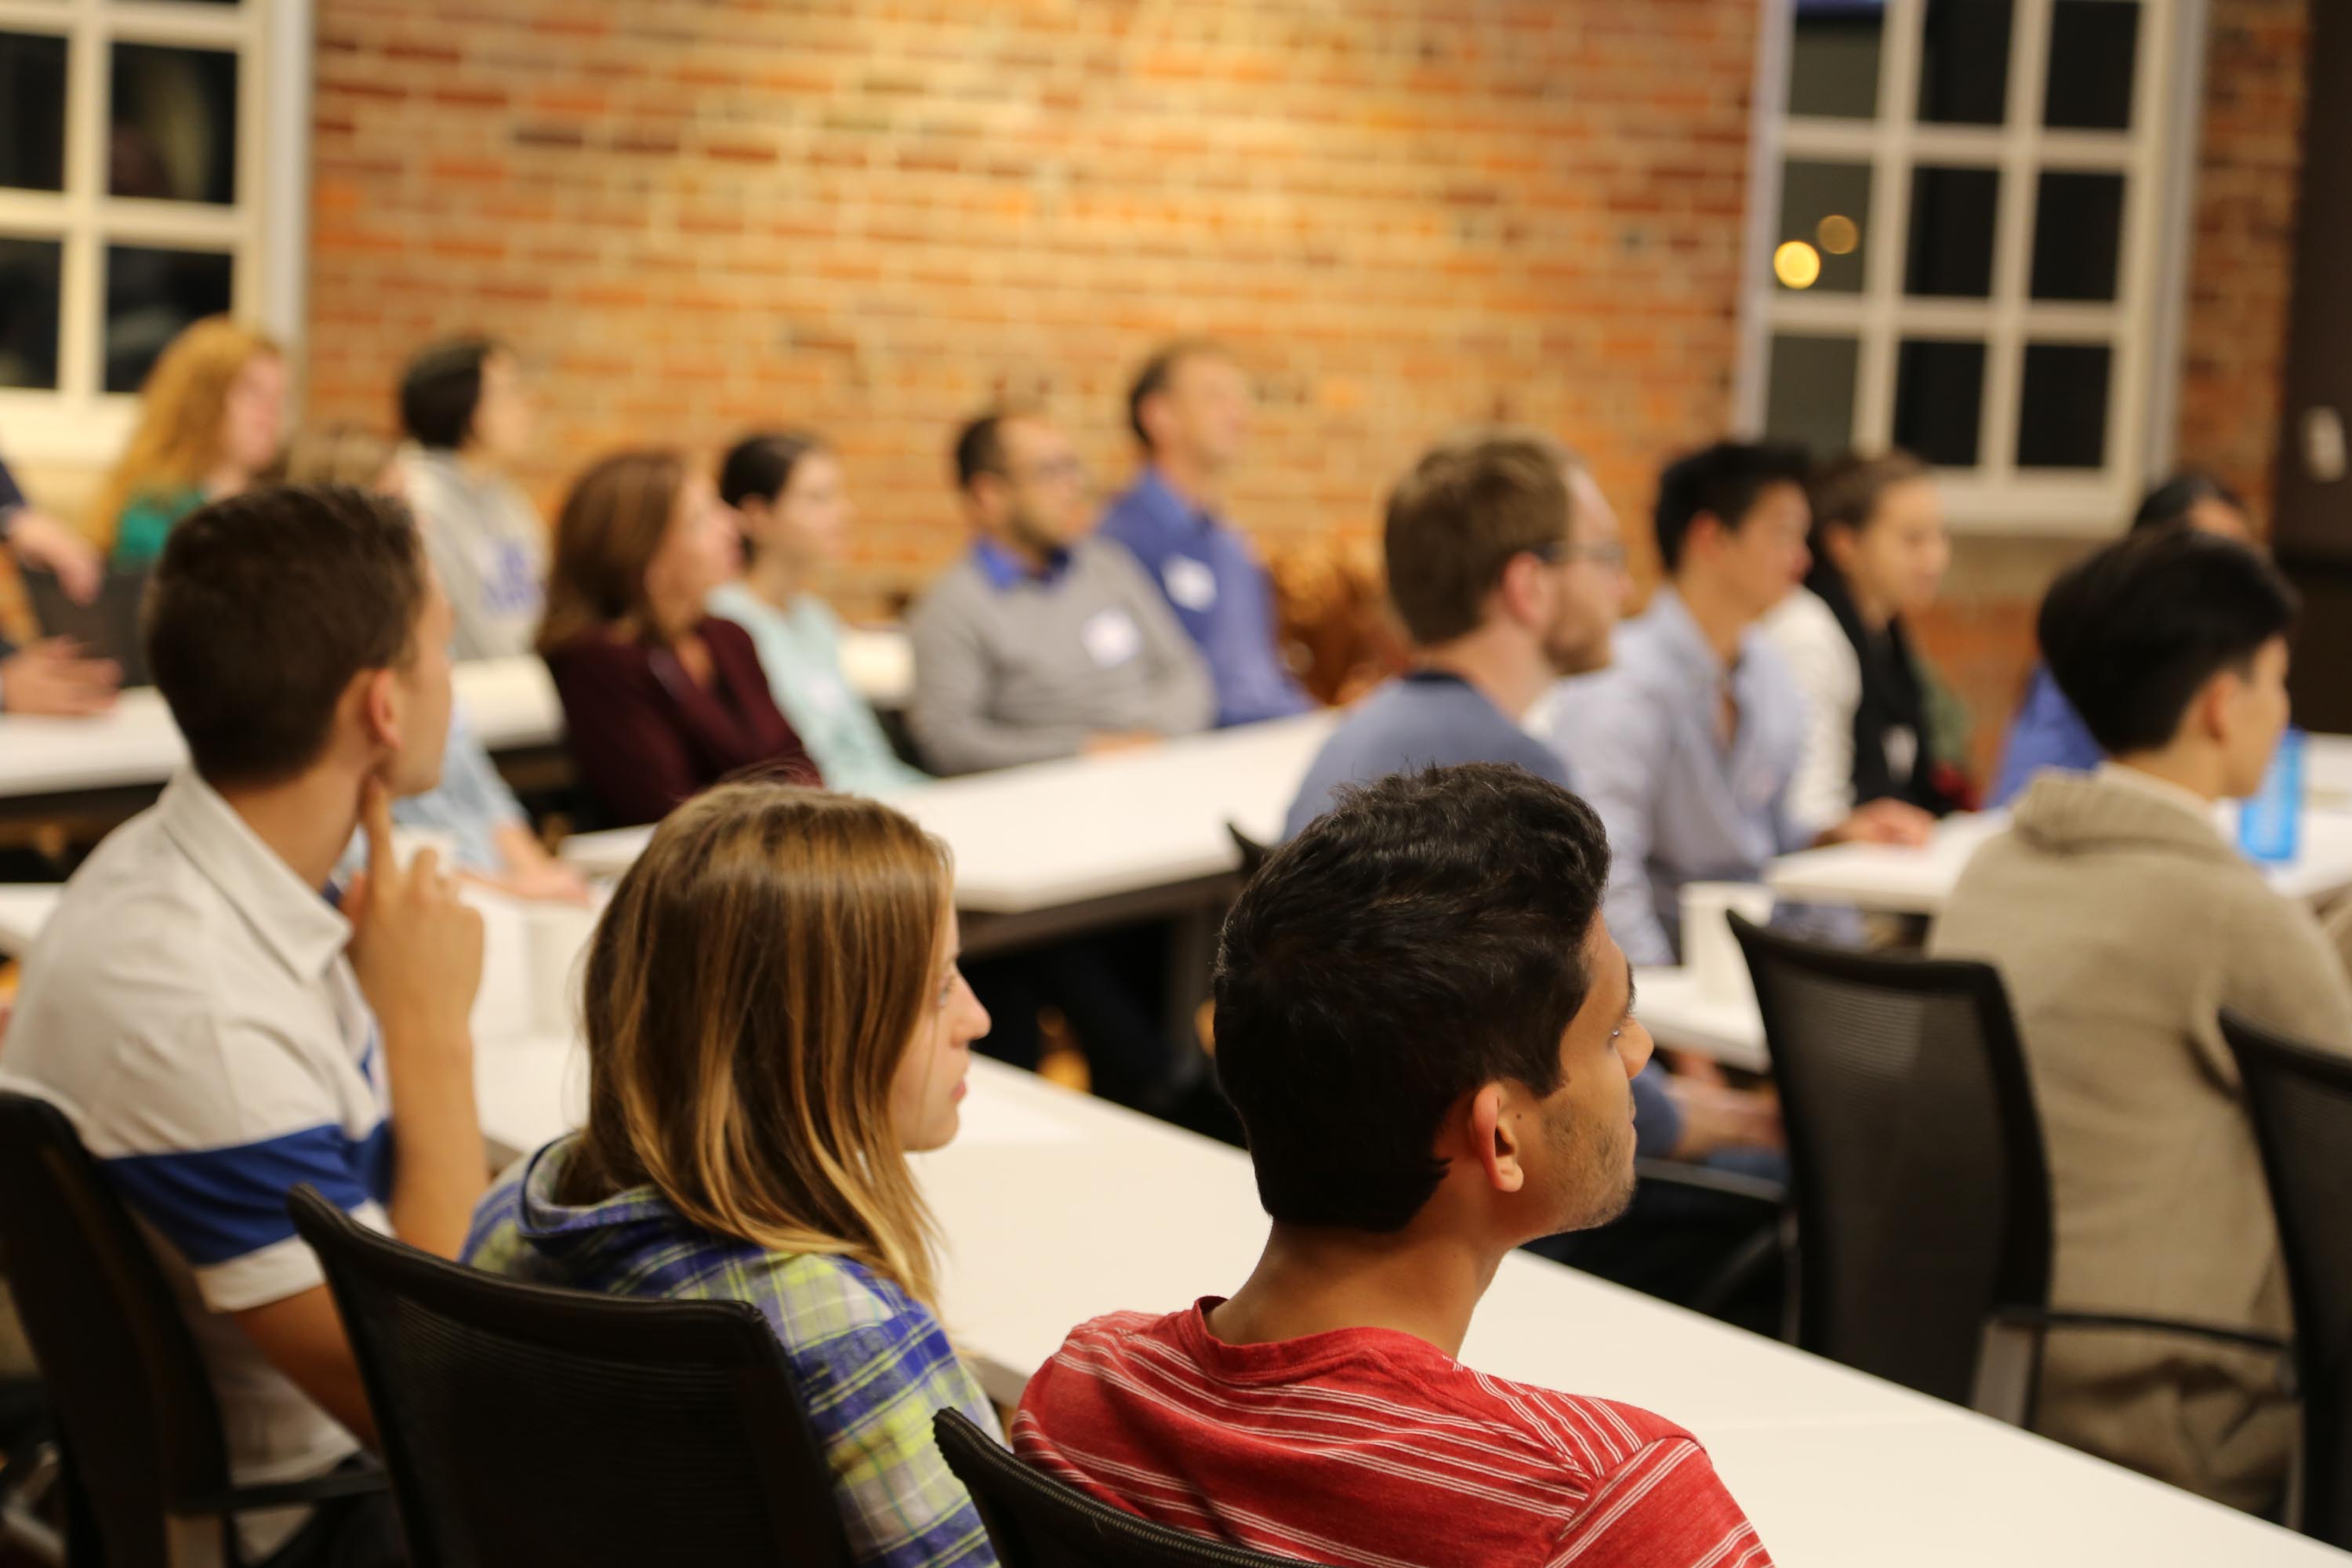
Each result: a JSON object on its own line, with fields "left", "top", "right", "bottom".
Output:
{"left": 1735, "top": 0, "right": 2209, "bottom": 536}
{"left": 0, "top": 0, "right": 310, "bottom": 467}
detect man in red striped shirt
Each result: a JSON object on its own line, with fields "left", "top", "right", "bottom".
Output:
{"left": 1015, "top": 764, "right": 1771, "bottom": 1566}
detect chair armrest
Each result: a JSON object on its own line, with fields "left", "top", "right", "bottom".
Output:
{"left": 1992, "top": 1305, "right": 2288, "bottom": 1358}
{"left": 1635, "top": 1158, "right": 1788, "bottom": 1209}
{"left": 183, "top": 1461, "right": 390, "bottom": 1517}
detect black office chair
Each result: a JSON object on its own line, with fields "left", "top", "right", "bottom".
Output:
{"left": 934, "top": 1409, "right": 1316, "bottom": 1567}
{"left": 2223, "top": 1007, "right": 2352, "bottom": 1547}
{"left": 1730, "top": 916, "right": 2288, "bottom": 1421}
{"left": 285, "top": 1186, "right": 854, "bottom": 1568}
{"left": 0, "top": 1094, "right": 386, "bottom": 1568}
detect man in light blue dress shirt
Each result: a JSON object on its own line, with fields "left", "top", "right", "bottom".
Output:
{"left": 1099, "top": 343, "right": 1314, "bottom": 729}
{"left": 1534, "top": 443, "right": 1931, "bottom": 967}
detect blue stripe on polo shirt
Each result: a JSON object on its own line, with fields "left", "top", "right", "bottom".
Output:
{"left": 103, "top": 1121, "right": 391, "bottom": 1268}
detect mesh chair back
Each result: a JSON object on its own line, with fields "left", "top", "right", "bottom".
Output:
{"left": 934, "top": 1410, "right": 1315, "bottom": 1568}
{"left": 2223, "top": 1008, "right": 2352, "bottom": 1548}
{"left": 0, "top": 1092, "right": 233, "bottom": 1568}
{"left": 287, "top": 1187, "right": 855, "bottom": 1568}
{"left": 1730, "top": 916, "right": 2049, "bottom": 1404}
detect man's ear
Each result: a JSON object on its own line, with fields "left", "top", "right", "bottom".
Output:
{"left": 355, "top": 666, "right": 401, "bottom": 757}
{"left": 1684, "top": 511, "right": 1729, "bottom": 564}
{"left": 1494, "top": 550, "right": 1549, "bottom": 628}
{"left": 1467, "top": 1083, "right": 1527, "bottom": 1196}
{"left": 2191, "top": 665, "right": 2241, "bottom": 746}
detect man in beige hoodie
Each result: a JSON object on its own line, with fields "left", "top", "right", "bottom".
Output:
{"left": 1932, "top": 527, "right": 2349, "bottom": 1513}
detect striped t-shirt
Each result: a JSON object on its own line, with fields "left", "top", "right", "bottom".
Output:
{"left": 1014, "top": 1301, "right": 1770, "bottom": 1568}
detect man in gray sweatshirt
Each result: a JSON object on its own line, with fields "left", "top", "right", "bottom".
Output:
{"left": 909, "top": 409, "right": 1213, "bottom": 776}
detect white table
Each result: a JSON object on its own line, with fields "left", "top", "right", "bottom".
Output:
{"left": 1633, "top": 967, "right": 1767, "bottom": 1073}
{"left": 469, "top": 1038, "right": 2343, "bottom": 1566}
{"left": 0, "top": 631, "right": 913, "bottom": 815}
{"left": 0, "top": 885, "right": 58, "bottom": 959}
{"left": 1768, "top": 806, "right": 2352, "bottom": 917}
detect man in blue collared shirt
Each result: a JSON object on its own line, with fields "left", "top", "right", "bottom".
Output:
{"left": 1099, "top": 343, "right": 1314, "bottom": 729}
{"left": 1534, "top": 443, "right": 1933, "bottom": 967}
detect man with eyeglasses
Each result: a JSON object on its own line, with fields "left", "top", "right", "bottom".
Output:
{"left": 909, "top": 407, "right": 1213, "bottom": 776}
{"left": 1283, "top": 430, "right": 1630, "bottom": 840}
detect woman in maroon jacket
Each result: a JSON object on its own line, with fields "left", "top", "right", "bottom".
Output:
{"left": 538, "top": 450, "right": 818, "bottom": 826}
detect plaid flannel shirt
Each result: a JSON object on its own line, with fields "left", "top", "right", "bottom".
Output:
{"left": 465, "top": 1136, "right": 999, "bottom": 1568}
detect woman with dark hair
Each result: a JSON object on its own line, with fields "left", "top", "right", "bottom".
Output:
{"left": 1989, "top": 471, "right": 2256, "bottom": 805}
{"left": 1764, "top": 449, "right": 1969, "bottom": 838}
{"left": 708, "top": 431, "right": 927, "bottom": 797}
{"left": 398, "top": 337, "right": 547, "bottom": 659}
{"left": 539, "top": 449, "right": 818, "bottom": 827}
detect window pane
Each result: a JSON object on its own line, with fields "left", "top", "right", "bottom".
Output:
{"left": 110, "top": 43, "right": 239, "bottom": 204}
{"left": 1918, "top": 0, "right": 2013, "bottom": 125}
{"left": 2016, "top": 343, "right": 2112, "bottom": 468}
{"left": 1777, "top": 161, "right": 1872, "bottom": 295}
{"left": 2031, "top": 170, "right": 2125, "bottom": 301}
{"left": 2045, "top": 2, "right": 2140, "bottom": 130}
{"left": 1788, "top": 2, "right": 1886, "bottom": 119}
{"left": 104, "top": 246, "right": 233, "bottom": 393}
{"left": 1765, "top": 334, "right": 1860, "bottom": 459}
{"left": 0, "top": 238, "right": 62, "bottom": 390}
{"left": 1893, "top": 339, "right": 1987, "bottom": 466}
{"left": 1906, "top": 165, "right": 2001, "bottom": 298}
{"left": 0, "top": 33, "right": 67, "bottom": 192}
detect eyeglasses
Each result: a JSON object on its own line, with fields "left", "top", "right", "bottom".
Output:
{"left": 1528, "top": 539, "right": 1629, "bottom": 571}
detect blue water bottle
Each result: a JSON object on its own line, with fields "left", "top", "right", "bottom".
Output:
{"left": 2240, "top": 725, "right": 2307, "bottom": 865}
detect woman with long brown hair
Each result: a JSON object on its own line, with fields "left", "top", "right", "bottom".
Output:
{"left": 464, "top": 783, "right": 999, "bottom": 1567}
{"left": 90, "top": 316, "right": 286, "bottom": 568}
{"left": 537, "top": 448, "right": 817, "bottom": 826}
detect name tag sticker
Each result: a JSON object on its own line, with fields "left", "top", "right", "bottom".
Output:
{"left": 1163, "top": 556, "right": 1219, "bottom": 612}
{"left": 1082, "top": 608, "right": 1143, "bottom": 670}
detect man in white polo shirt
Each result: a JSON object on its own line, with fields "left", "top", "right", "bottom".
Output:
{"left": 1, "top": 485, "right": 488, "bottom": 1567}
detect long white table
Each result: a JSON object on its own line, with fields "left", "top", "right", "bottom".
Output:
{"left": 0, "top": 630, "right": 913, "bottom": 813}
{"left": 1633, "top": 966, "right": 1768, "bottom": 1073}
{"left": 469, "top": 1036, "right": 2343, "bottom": 1566}
{"left": 1767, "top": 805, "right": 2352, "bottom": 917}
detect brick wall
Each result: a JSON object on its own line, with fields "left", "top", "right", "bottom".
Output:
{"left": 305, "top": 1, "right": 1760, "bottom": 610}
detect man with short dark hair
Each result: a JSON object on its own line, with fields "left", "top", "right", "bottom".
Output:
{"left": 1535, "top": 441, "right": 1929, "bottom": 967}
{"left": 909, "top": 408, "right": 1212, "bottom": 775}
{"left": 1932, "top": 528, "right": 2352, "bottom": 1513}
{"left": 397, "top": 336, "right": 545, "bottom": 659}
{"left": 1989, "top": 471, "right": 2258, "bottom": 804}
{"left": 1016, "top": 765, "right": 1770, "bottom": 1565}
{"left": 0, "top": 485, "right": 489, "bottom": 1567}
{"left": 1098, "top": 341, "right": 1312, "bottom": 728}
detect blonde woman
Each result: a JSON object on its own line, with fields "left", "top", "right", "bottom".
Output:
{"left": 91, "top": 316, "right": 286, "bottom": 568}
{"left": 464, "top": 783, "right": 1000, "bottom": 1568}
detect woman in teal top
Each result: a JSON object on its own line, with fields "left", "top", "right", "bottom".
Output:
{"left": 710, "top": 431, "right": 928, "bottom": 797}
{"left": 89, "top": 316, "right": 288, "bottom": 569}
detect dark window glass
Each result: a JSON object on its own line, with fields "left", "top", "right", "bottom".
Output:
{"left": 1906, "top": 165, "right": 2001, "bottom": 298}
{"left": 1893, "top": 339, "right": 1987, "bottom": 466}
{"left": 2045, "top": 2, "right": 2140, "bottom": 130}
{"left": 110, "top": 43, "right": 239, "bottom": 204}
{"left": 1777, "top": 161, "right": 1873, "bottom": 294}
{"left": 2016, "top": 343, "right": 2112, "bottom": 468}
{"left": 104, "top": 245, "right": 234, "bottom": 393}
{"left": 1789, "top": 2, "right": 1886, "bottom": 118}
{"left": 1918, "top": 0, "right": 2014, "bottom": 125}
{"left": 1765, "top": 334, "right": 1861, "bottom": 459}
{"left": 0, "top": 33, "right": 68, "bottom": 193}
{"left": 0, "top": 238, "right": 63, "bottom": 390}
{"left": 2030, "top": 170, "right": 2125, "bottom": 301}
